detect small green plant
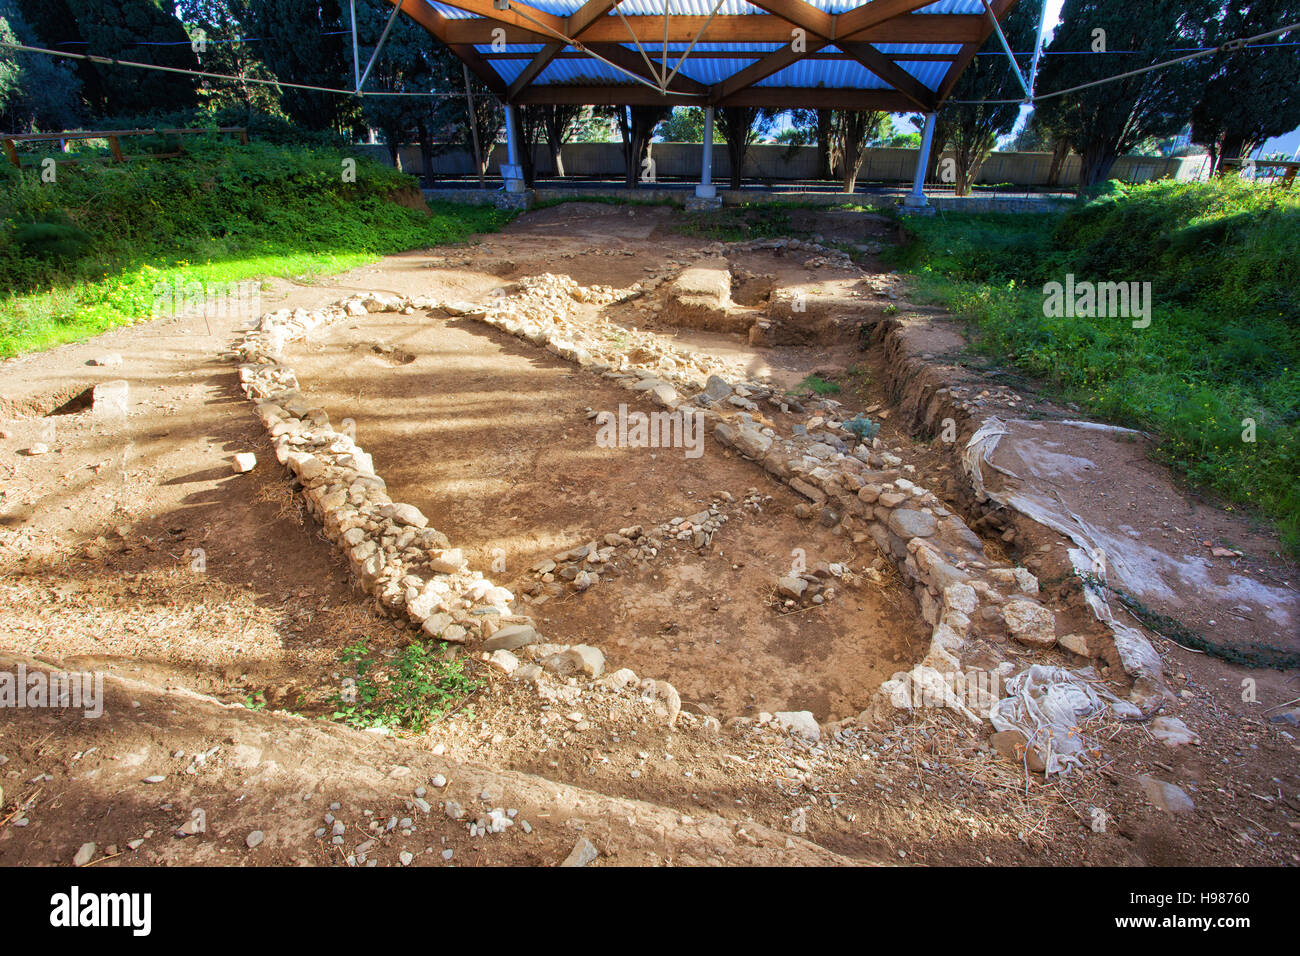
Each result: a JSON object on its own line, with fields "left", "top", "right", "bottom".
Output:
{"left": 244, "top": 691, "right": 267, "bottom": 711}
{"left": 330, "top": 637, "right": 480, "bottom": 734}
{"left": 882, "top": 303, "right": 899, "bottom": 316}
{"left": 794, "top": 373, "right": 841, "bottom": 395}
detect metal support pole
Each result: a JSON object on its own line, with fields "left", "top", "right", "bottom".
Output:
{"left": 979, "top": 0, "right": 1030, "bottom": 99}
{"left": 503, "top": 103, "right": 525, "bottom": 192}
{"left": 696, "top": 106, "right": 716, "bottom": 198}
{"left": 1027, "top": 0, "right": 1050, "bottom": 94}
{"left": 905, "top": 111, "right": 936, "bottom": 207}
{"left": 349, "top": 0, "right": 361, "bottom": 92}
{"left": 357, "top": 0, "right": 404, "bottom": 94}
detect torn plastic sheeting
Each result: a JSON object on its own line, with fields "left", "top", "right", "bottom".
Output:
{"left": 990, "top": 664, "right": 1142, "bottom": 775}
{"left": 962, "top": 418, "right": 1167, "bottom": 693}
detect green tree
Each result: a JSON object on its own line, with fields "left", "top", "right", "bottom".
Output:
{"left": 0, "top": 0, "right": 82, "bottom": 131}
{"left": 350, "top": 3, "right": 452, "bottom": 181}
{"left": 1034, "top": 0, "right": 1215, "bottom": 187}
{"left": 784, "top": 108, "right": 834, "bottom": 179}
{"left": 1191, "top": 0, "right": 1300, "bottom": 172}
{"left": 611, "top": 104, "right": 671, "bottom": 187}
{"left": 658, "top": 105, "right": 724, "bottom": 143}
{"left": 942, "top": 0, "right": 1044, "bottom": 195}
{"left": 239, "top": 0, "right": 354, "bottom": 132}
{"left": 175, "top": 0, "right": 284, "bottom": 116}
{"left": 883, "top": 131, "right": 921, "bottom": 149}
{"left": 830, "top": 109, "right": 890, "bottom": 192}
{"left": 538, "top": 104, "right": 590, "bottom": 176}
{"left": 774, "top": 124, "right": 814, "bottom": 146}
{"left": 716, "top": 106, "right": 775, "bottom": 189}
{"left": 15, "top": 0, "right": 198, "bottom": 117}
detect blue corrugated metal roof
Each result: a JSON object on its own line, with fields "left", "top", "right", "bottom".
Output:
{"left": 896, "top": 59, "right": 951, "bottom": 90}
{"left": 915, "top": 0, "right": 986, "bottom": 13}
{"left": 420, "top": 1, "right": 987, "bottom": 96}
{"left": 474, "top": 44, "right": 548, "bottom": 54}
{"left": 756, "top": 58, "right": 890, "bottom": 90}
{"left": 426, "top": 1, "right": 476, "bottom": 19}
{"left": 535, "top": 57, "right": 640, "bottom": 85}
{"left": 875, "top": 42, "right": 963, "bottom": 57}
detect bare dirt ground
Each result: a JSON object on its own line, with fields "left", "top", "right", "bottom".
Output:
{"left": 1, "top": 202, "right": 1297, "bottom": 867}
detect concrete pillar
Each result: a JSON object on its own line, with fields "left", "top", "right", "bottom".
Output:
{"left": 695, "top": 106, "right": 716, "bottom": 199}
{"left": 905, "top": 111, "right": 937, "bottom": 207}
{"left": 503, "top": 103, "right": 525, "bottom": 193}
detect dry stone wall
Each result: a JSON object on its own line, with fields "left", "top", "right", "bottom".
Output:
{"left": 225, "top": 272, "right": 1163, "bottom": 739}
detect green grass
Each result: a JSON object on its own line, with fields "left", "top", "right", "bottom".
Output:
{"left": 0, "top": 140, "right": 513, "bottom": 356}
{"left": 330, "top": 638, "right": 480, "bottom": 734}
{"left": 886, "top": 178, "right": 1300, "bottom": 553}
{"left": 793, "top": 373, "right": 841, "bottom": 395}
{"left": 678, "top": 204, "right": 796, "bottom": 242}
{"left": 675, "top": 198, "right": 889, "bottom": 243}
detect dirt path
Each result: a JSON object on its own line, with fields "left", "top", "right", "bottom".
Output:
{"left": 1, "top": 202, "right": 1297, "bottom": 867}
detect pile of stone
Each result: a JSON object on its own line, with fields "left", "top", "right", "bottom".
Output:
{"left": 227, "top": 293, "right": 540, "bottom": 652}
{"left": 774, "top": 562, "right": 852, "bottom": 611}
{"left": 521, "top": 492, "right": 764, "bottom": 603}
{"left": 863, "top": 314, "right": 1168, "bottom": 701}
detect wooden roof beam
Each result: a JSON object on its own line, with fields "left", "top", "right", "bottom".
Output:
{"left": 440, "top": 14, "right": 989, "bottom": 46}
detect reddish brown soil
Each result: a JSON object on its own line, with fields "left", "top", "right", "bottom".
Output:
{"left": 0, "top": 202, "right": 1296, "bottom": 868}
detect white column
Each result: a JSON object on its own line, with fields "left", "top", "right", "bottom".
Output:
{"left": 503, "top": 104, "right": 525, "bottom": 192}
{"left": 906, "top": 111, "right": 936, "bottom": 207}
{"left": 696, "top": 106, "right": 716, "bottom": 199}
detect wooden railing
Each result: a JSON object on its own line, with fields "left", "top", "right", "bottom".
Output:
{"left": 0, "top": 127, "right": 248, "bottom": 168}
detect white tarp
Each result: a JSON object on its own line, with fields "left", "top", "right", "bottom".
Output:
{"left": 990, "top": 664, "right": 1142, "bottom": 774}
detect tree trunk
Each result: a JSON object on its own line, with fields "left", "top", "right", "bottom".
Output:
{"left": 1214, "top": 133, "right": 1249, "bottom": 177}
{"left": 842, "top": 140, "right": 864, "bottom": 192}
{"left": 1077, "top": 144, "right": 1118, "bottom": 188}
{"left": 618, "top": 107, "right": 668, "bottom": 187}
{"left": 417, "top": 120, "right": 434, "bottom": 186}
{"left": 816, "top": 109, "right": 832, "bottom": 181}
{"left": 727, "top": 137, "right": 745, "bottom": 189}
{"left": 543, "top": 106, "right": 571, "bottom": 177}
{"left": 1046, "top": 136, "right": 1070, "bottom": 187}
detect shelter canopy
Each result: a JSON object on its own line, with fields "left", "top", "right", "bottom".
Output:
{"left": 385, "top": 0, "right": 1019, "bottom": 110}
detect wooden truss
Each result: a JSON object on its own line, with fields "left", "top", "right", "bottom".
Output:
{"left": 385, "top": 0, "right": 1019, "bottom": 110}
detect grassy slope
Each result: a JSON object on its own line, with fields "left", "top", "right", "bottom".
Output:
{"left": 886, "top": 179, "right": 1300, "bottom": 553}
{"left": 0, "top": 141, "right": 511, "bottom": 355}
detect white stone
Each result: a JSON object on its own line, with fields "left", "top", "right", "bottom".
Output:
{"left": 773, "top": 711, "right": 821, "bottom": 741}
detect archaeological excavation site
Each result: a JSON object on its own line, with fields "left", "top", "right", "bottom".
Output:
{"left": 3, "top": 201, "right": 1297, "bottom": 874}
